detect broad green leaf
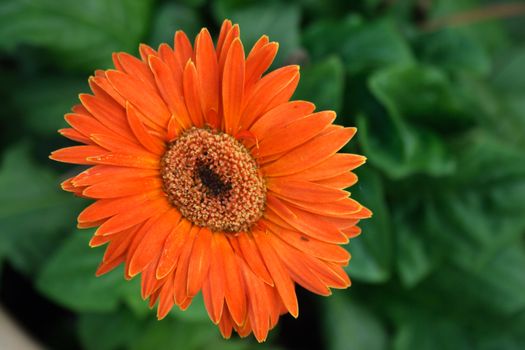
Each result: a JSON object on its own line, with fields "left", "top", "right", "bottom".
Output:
{"left": 227, "top": 3, "right": 301, "bottom": 65}
{"left": 78, "top": 309, "right": 144, "bottom": 350}
{"left": 11, "top": 75, "right": 86, "bottom": 136}
{"left": 304, "top": 16, "right": 413, "bottom": 73}
{"left": 37, "top": 231, "right": 126, "bottom": 312}
{"left": 369, "top": 64, "right": 475, "bottom": 130}
{"left": 415, "top": 28, "right": 491, "bottom": 76}
{"left": 148, "top": 3, "right": 202, "bottom": 48}
{"left": 359, "top": 64, "right": 460, "bottom": 179}
{"left": 346, "top": 167, "right": 392, "bottom": 283}
{"left": 393, "top": 313, "right": 471, "bottom": 350}
{"left": 0, "top": 0, "right": 153, "bottom": 70}
{"left": 0, "top": 143, "right": 80, "bottom": 275}
{"left": 395, "top": 212, "right": 436, "bottom": 288}
{"left": 323, "top": 291, "right": 388, "bottom": 350}
{"left": 429, "top": 245, "right": 525, "bottom": 315}
{"left": 357, "top": 113, "right": 454, "bottom": 179}
{"left": 294, "top": 56, "right": 345, "bottom": 113}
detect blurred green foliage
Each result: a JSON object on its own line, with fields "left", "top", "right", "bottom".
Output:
{"left": 1, "top": 0, "right": 525, "bottom": 349}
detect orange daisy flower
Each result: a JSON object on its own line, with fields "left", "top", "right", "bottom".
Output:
{"left": 50, "top": 20, "right": 371, "bottom": 342}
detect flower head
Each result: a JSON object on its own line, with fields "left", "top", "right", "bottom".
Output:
{"left": 51, "top": 19, "right": 371, "bottom": 342}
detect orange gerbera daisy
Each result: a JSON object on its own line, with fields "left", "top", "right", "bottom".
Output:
{"left": 50, "top": 20, "right": 371, "bottom": 342}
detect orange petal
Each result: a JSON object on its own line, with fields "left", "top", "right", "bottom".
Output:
{"left": 96, "top": 255, "right": 125, "bottom": 276}
{"left": 116, "top": 52, "right": 157, "bottom": 90}
{"left": 128, "top": 210, "right": 181, "bottom": 277}
{"left": 218, "top": 24, "right": 240, "bottom": 73}
{"left": 182, "top": 60, "right": 205, "bottom": 127}
{"left": 222, "top": 38, "right": 245, "bottom": 134}
{"left": 156, "top": 218, "right": 192, "bottom": 279}
{"left": 126, "top": 102, "right": 166, "bottom": 155}
{"left": 263, "top": 127, "right": 356, "bottom": 176}
{"left": 256, "top": 111, "right": 335, "bottom": 157}
{"left": 195, "top": 29, "right": 220, "bottom": 122}
{"left": 239, "top": 259, "right": 272, "bottom": 342}
{"left": 203, "top": 237, "right": 226, "bottom": 324}
{"left": 64, "top": 113, "right": 117, "bottom": 140}
{"left": 87, "top": 152, "right": 160, "bottom": 169}
{"left": 343, "top": 225, "right": 362, "bottom": 238}
{"left": 157, "top": 273, "right": 176, "bottom": 319}
{"left": 58, "top": 128, "right": 91, "bottom": 144}
{"left": 252, "top": 229, "right": 298, "bottom": 318}
{"left": 89, "top": 133, "right": 148, "bottom": 154}
{"left": 50, "top": 145, "right": 105, "bottom": 165}
{"left": 279, "top": 196, "right": 364, "bottom": 218}
{"left": 216, "top": 20, "right": 233, "bottom": 58}
{"left": 281, "top": 153, "right": 366, "bottom": 181}
{"left": 266, "top": 194, "right": 348, "bottom": 244}
{"left": 186, "top": 227, "right": 212, "bottom": 296}
{"left": 102, "top": 225, "right": 140, "bottom": 263}
{"left": 316, "top": 172, "right": 358, "bottom": 189}
{"left": 270, "top": 235, "right": 331, "bottom": 296}
{"left": 240, "top": 65, "right": 299, "bottom": 129}
{"left": 140, "top": 255, "right": 163, "bottom": 299}
{"left": 77, "top": 193, "right": 157, "bottom": 224}
{"left": 218, "top": 307, "right": 234, "bottom": 339}
{"left": 79, "top": 92, "right": 133, "bottom": 138}
{"left": 215, "top": 233, "right": 247, "bottom": 326}
{"left": 95, "top": 198, "right": 170, "bottom": 236}
{"left": 173, "top": 225, "right": 198, "bottom": 305}
{"left": 237, "top": 233, "right": 273, "bottom": 285}
{"left": 267, "top": 178, "right": 348, "bottom": 203}
{"left": 249, "top": 100, "right": 315, "bottom": 141}
{"left": 72, "top": 165, "right": 158, "bottom": 187}
{"left": 174, "top": 31, "right": 193, "bottom": 69}
{"left": 149, "top": 55, "right": 192, "bottom": 130}
{"left": 106, "top": 70, "right": 171, "bottom": 129}
{"left": 83, "top": 177, "right": 162, "bottom": 198}
{"left": 139, "top": 43, "right": 157, "bottom": 62}
{"left": 262, "top": 219, "right": 350, "bottom": 264}
{"left": 89, "top": 76, "right": 126, "bottom": 107}
{"left": 245, "top": 41, "right": 278, "bottom": 94}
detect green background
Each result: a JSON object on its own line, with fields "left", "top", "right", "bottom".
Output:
{"left": 1, "top": 0, "right": 525, "bottom": 349}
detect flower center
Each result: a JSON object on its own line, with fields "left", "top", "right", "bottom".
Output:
{"left": 161, "top": 127, "right": 266, "bottom": 233}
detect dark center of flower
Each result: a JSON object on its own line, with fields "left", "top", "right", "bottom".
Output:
{"left": 161, "top": 127, "right": 266, "bottom": 233}
{"left": 196, "top": 163, "right": 232, "bottom": 196}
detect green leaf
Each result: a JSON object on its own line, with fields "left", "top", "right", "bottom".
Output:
{"left": 359, "top": 64, "right": 460, "bottom": 179}
{"left": 148, "top": 3, "right": 202, "bottom": 48}
{"left": 357, "top": 113, "right": 454, "bottom": 179}
{"left": 304, "top": 16, "right": 413, "bottom": 74}
{"left": 37, "top": 231, "right": 126, "bottom": 312}
{"left": 227, "top": 3, "right": 301, "bottom": 65}
{"left": 395, "top": 212, "right": 437, "bottom": 288}
{"left": 78, "top": 308, "right": 144, "bottom": 350}
{"left": 346, "top": 167, "right": 392, "bottom": 283}
{"left": 0, "top": 143, "right": 80, "bottom": 275}
{"left": 423, "top": 132, "right": 525, "bottom": 269}
{"left": 0, "top": 0, "right": 153, "bottom": 70}
{"left": 393, "top": 312, "right": 471, "bottom": 350}
{"left": 429, "top": 245, "right": 525, "bottom": 315}
{"left": 415, "top": 28, "right": 491, "bottom": 77}
{"left": 294, "top": 56, "right": 345, "bottom": 113}
{"left": 11, "top": 75, "right": 87, "bottom": 136}
{"left": 368, "top": 64, "right": 475, "bottom": 130}
{"left": 323, "top": 291, "right": 388, "bottom": 350}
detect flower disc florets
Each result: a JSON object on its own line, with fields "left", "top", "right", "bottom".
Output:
{"left": 161, "top": 127, "right": 266, "bottom": 233}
